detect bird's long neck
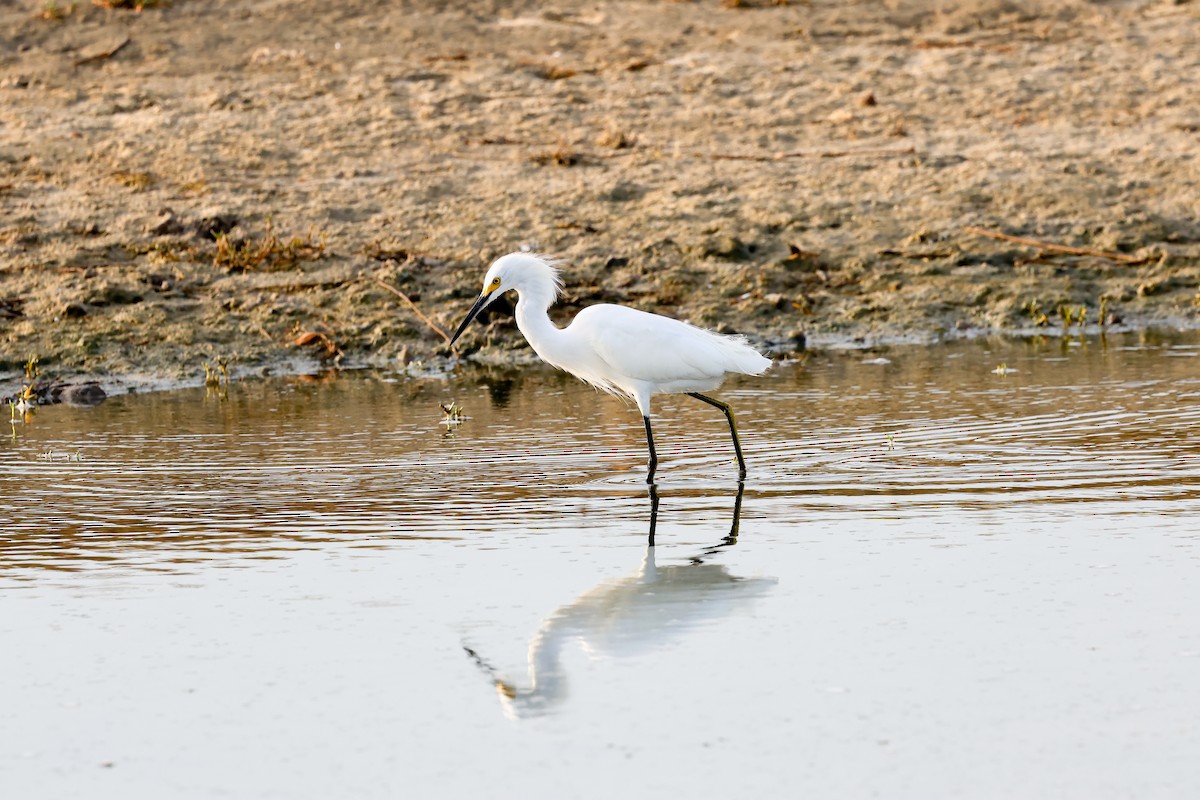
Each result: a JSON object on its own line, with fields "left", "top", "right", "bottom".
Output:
{"left": 514, "top": 289, "right": 568, "bottom": 365}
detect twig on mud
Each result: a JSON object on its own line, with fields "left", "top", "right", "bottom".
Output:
{"left": 914, "top": 39, "right": 1015, "bottom": 53}
{"left": 371, "top": 277, "right": 455, "bottom": 349}
{"left": 963, "top": 226, "right": 1151, "bottom": 264}
{"left": 709, "top": 146, "right": 916, "bottom": 161}
{"left": 473, "top": 136, "right": 548, "bottom": 146}
{"left": 878, "top": 248, "right": 958, "bottom": 260}
{"left": 818, "top": 146, "right": 916, "bottom": 159}
{"left": 74, "top": 36, "right": 131, "bottom": 67}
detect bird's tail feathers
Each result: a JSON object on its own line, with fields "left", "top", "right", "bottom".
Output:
{"left": 706, "top": 329, "right": 772, "bottom": 376}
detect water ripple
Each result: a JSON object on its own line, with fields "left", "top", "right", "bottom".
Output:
{"left": 2, "top": 333, "right": 1198, "bottom": 578}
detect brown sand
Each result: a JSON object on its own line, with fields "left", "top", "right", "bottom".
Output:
{"left": 1, "top": 0, "right": 1198, "bottom": 391}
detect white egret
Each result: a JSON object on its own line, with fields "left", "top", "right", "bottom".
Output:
{"left": 449, "top": 253, "right": 771, "bottom": 480}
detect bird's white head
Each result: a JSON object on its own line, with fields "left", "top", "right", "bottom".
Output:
{"left": 480, "top": 252, "right": 563, "bottom": 301}
{"left": 450, "top": 252, "right": 563, "bottom": 345}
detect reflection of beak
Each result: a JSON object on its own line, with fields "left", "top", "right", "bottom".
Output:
{"left": 449, "top": 291, "right": 497, "bottom": 346}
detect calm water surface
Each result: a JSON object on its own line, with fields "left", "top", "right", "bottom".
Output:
{"left": 2, "top": 332, "right": 1199, "bottom": 798}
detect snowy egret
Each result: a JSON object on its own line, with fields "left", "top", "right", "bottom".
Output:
{"left": 449, "top": 253, "right": 771, "bottom": 480}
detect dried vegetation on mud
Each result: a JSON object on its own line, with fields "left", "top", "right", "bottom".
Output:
{"left": 1, "top": 0, "right": 1198, "bottom": 391}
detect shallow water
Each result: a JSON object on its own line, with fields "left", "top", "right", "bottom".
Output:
{"left": 3, "top": 331, "right": 1199, "bottom": 798}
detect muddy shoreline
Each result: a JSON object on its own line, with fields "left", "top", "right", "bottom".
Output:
{"left": 2, "top": 0, "right": 1198, "bottom": 397}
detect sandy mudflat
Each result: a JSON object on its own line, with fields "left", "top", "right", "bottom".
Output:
{"left": 1, "top": 0, "right": 1197, "bottom": 390}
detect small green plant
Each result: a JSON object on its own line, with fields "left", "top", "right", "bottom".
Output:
{"left": 1099, "top": 296, "right": 1110, "bottom": 326}
{"left": 203, "top": 357, "right": 231, "bottom": 401}
{"left": 24, "top": 354, "right": 40, "bottom": 381}
{"left": 1025, "top": 300, "right": 1049, "bottom": 327}
{"left": 203, "top": 356, "right": 230, "bottom": 387}
{"left": 1055, "top": 303, "right": 1088, "bottom": 329}
{"left": 15, "top": 383, "right": 36, "bottom": 406}
{"left": 440, "top": 402, "right": 466, "bottom": 431}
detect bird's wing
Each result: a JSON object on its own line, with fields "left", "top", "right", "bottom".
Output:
{"left": 574, "top": 305, "right": 732, "bottom": 384}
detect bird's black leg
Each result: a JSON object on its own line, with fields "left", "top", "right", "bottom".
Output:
{"left": 643, "top": 416, "right": 658, "bottom": 483}
{"left": 687, "top": 393, "right": 747, "bottom": 479}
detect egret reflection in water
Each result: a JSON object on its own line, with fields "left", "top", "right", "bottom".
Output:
{"left": 465, "top": 484, "right": 777, "bottom": 718}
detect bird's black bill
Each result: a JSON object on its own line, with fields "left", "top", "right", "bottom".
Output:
{"left": 449, "top": 293, "right": 492, "bottom": 346}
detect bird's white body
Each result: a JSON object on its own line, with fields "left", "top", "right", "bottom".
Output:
{"left": 494, "top": 254, "right": 771, "bottom": 415}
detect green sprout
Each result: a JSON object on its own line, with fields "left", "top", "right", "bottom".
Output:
{"left": 15, "top": 383, "right": 36, "bottom": 407}
{"left": 1025, "top": 300, "right": 1049, "bottom": 327}
{"left": 439, "top": 402, "right": 467, "bottom": 432}
{"left": 440, "top": 402, "right": 465, "bottom": 423}
{"left": 203, "top": 356, "right": 231, "bottom": 400}
{"left": 203, "top": 356, "right": 230, "bottom": 387}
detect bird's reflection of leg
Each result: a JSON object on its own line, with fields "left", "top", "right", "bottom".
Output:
{"left": 729, "top": 482, "right": 744, "bottom": 542}
{"left": 647, "top": 482, "right": 660, "bottom": 548}
{"left": 645, "top": 481, "right": 745, "bottom": 557}
{"left": 691, "top": 482, "right": 744, "bottom": 564}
